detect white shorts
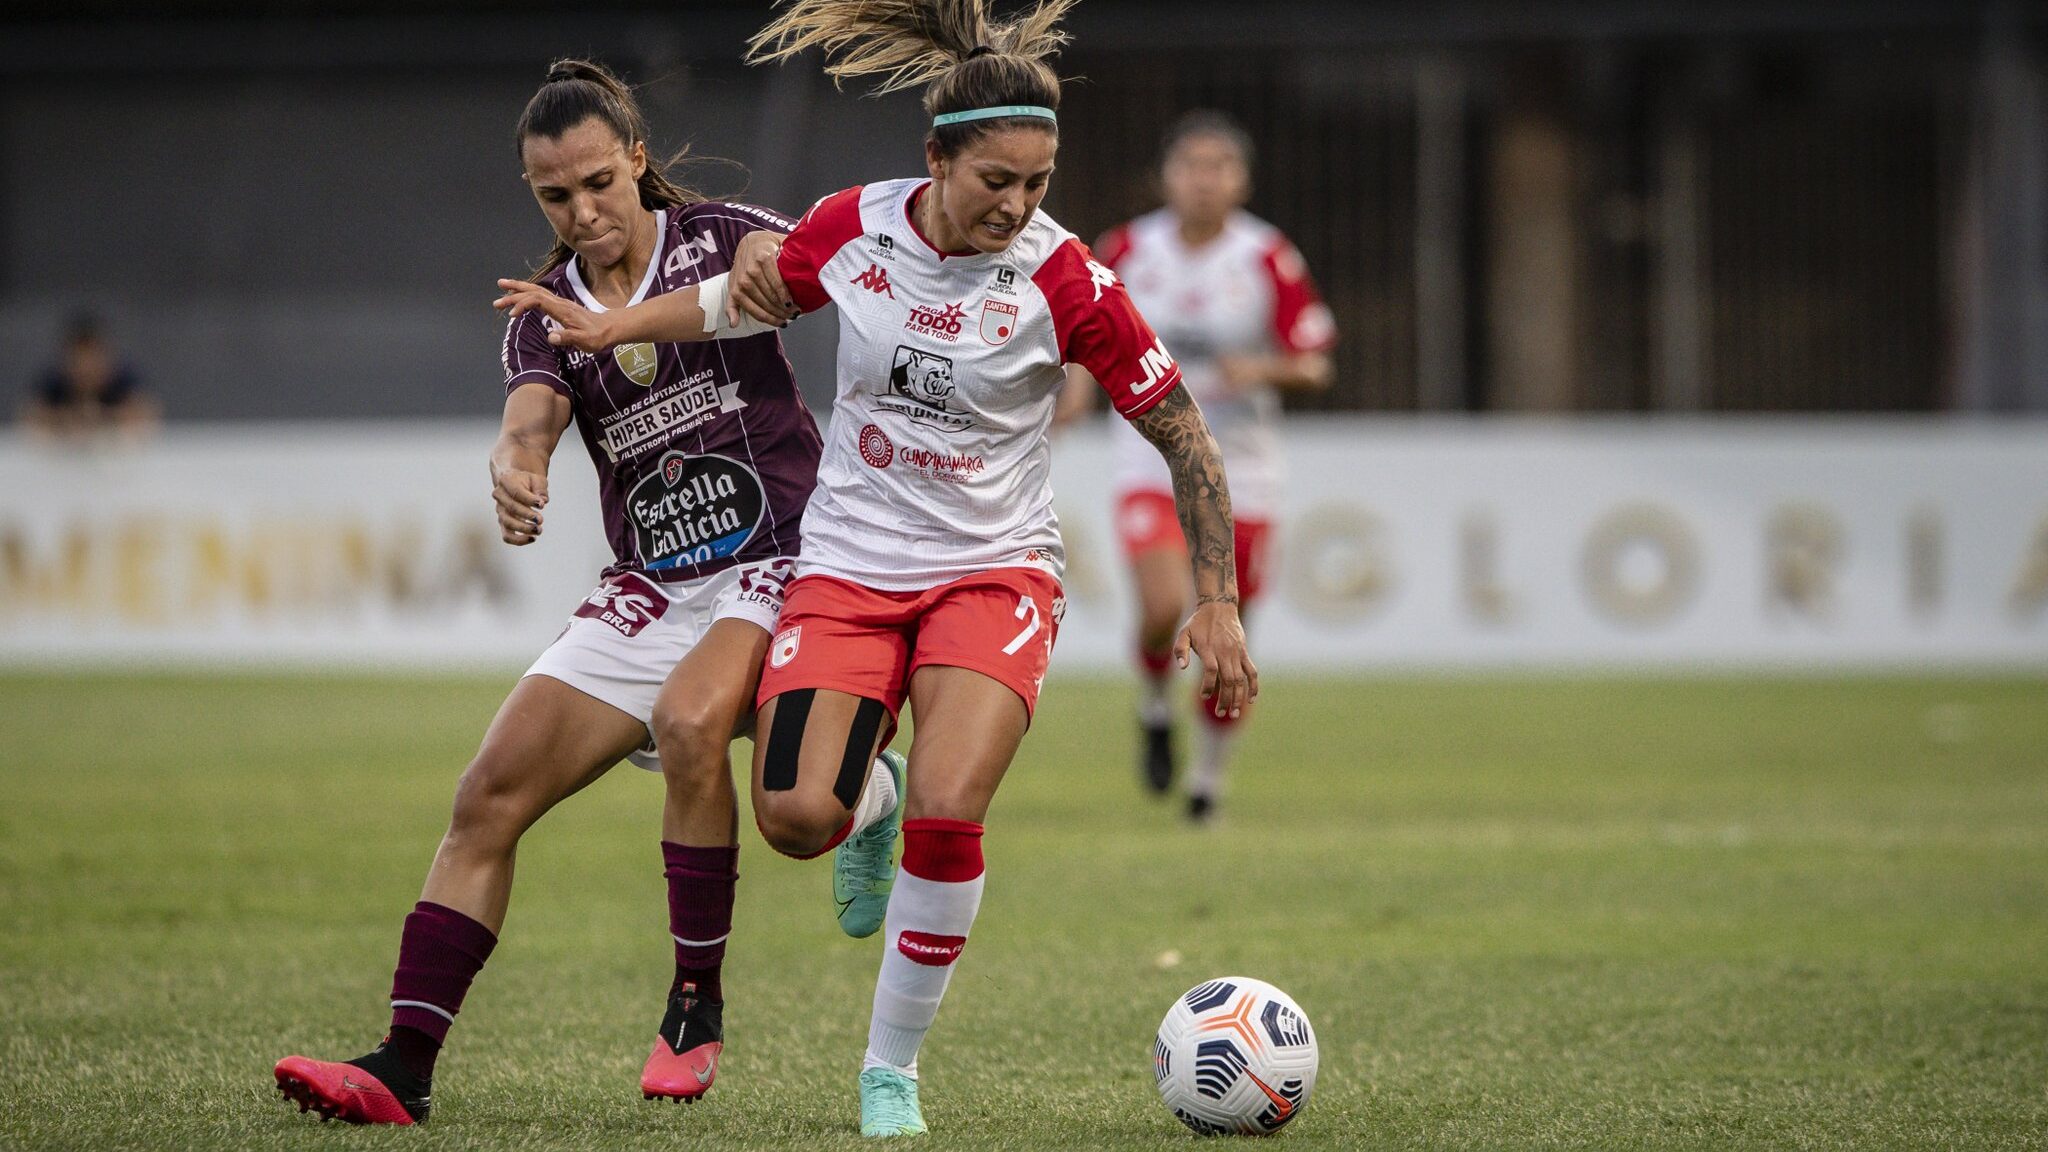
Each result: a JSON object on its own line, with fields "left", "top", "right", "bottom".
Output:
{"left": 524, "top": 558, "right": 793, "bottom": 771}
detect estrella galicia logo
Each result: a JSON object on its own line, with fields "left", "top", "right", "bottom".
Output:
{"left": 882, "top": 345, "right": 972, "bottom": 433}
{"left": 626, "top": 451, "right": 766, "bottom": 571}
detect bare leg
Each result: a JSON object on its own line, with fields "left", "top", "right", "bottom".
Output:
{"left": 419, "top": 674, "right": 648, "bottom": 933}
{"left": 653, "top": 618, "right": 770, "bottom": 849}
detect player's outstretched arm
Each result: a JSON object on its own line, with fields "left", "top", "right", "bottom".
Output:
{"left": 1129, "top": 386, "right": 1259, "bottom": 716}
{"left": 490, "top": 383, "right": 571, "bottom": 546}
{"left": 493, "top": 271, "right": 784, "bottom": 351}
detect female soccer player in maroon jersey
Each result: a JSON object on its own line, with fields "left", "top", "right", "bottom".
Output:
{"left": 494, "top": 1, "right": 1256, "bottom": 1134}
{"left": 270, "top": 59, "right": 901, "bottom": 1125}
{"left": 1063, "top": 111, "right": 1337, "bottom": 821}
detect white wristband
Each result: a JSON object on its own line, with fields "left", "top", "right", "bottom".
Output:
{"left": 696, "top": 272, "right": 780, "bottom": 339}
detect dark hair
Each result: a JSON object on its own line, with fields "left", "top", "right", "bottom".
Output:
{"left": 515, "top": 58, "right": 708, "bottom": 275}
{"left": 64, "top": 311, "right": 105, "bottom": 347}
{"left": 1162, "top": 109, "right": 1254, "bottom": 171}
{"left": 747, "top": 0, "right": 1073, "bottom": 158}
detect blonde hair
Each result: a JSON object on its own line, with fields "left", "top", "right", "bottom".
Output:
{"left": 747, "top": 0, "right": 1076, "bottom": 154}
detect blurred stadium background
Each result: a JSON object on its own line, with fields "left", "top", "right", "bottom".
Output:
{"left": 2, "top": 2, "right": 2045, "bottom": 1148}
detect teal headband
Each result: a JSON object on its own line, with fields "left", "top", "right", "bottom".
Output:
{"left": 932, "top": 105, "right": 1057, "bottom": 128}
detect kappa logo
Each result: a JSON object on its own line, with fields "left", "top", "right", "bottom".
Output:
{"left": 575, "top": 572, "right": 669, "bottom": 638}
{"left": 614, "top": 342, "right": 659, "bottom": 387}
{"left": 1124, "top": 337, "right": 1177, "bottom": 396}
{"left": 1086, "top": 258, "right": 1119, "bottom": 301}
{"left": 852, "top": 263, "right": 895, "bottom": 298}
{"left": 770, "top": 625, "right": 802, "bottom": 669}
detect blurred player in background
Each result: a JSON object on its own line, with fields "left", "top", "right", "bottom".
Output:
{"left": 1060, "top": 110, "right": 1336, "bottom": 823}
{"left": 271, "top": 58, "right": 900, "bottom": 1126}
{"left": 19, "top": 312, "right": 158, "bottom": 443}
{"left": 497, "top": 0, "right": 1257, "bottom": 1135}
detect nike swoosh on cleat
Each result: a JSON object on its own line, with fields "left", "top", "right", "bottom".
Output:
{"left": 692, "top": 1055, "right": 716, "bottom": 1085}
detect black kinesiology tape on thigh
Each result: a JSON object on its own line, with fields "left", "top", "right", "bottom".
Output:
{"left": 833, "top": 698, "right": 888, "bottom": 810}
{"left": 762, "top": 688, "right": 816, "bottom": 792}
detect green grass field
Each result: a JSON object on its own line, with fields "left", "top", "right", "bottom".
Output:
{"left": 2, "top": 672, "right": 2045, "bottom": 1150}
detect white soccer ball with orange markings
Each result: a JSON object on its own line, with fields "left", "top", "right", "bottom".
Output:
{"left": 1153, "top": 976, "right": 1318, "bottom": 1135}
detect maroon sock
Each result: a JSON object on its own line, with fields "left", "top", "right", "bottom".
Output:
{"left": 386, "top": 901, "right": 497, "bottom": 1080}
{"left": 662, "top": 841, "right": 737, "bottom": 1003}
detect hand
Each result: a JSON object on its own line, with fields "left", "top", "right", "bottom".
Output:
{"left": 728, "top": 231, "right": 799, "bottom": 327}
{"left": 491, "top": 464, "right": 549, "bottom": 545}
{"left": 1175, "top": 599, "right": 1259, "bottom": 718}
{"left": 494, "top": 280, "right": 615, "bottom": 351}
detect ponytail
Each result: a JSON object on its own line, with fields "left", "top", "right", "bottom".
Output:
{"left": 515, "top": 57, "right": 709, "bottom": 275}
{"left": 746, "top": 0, "right": 1074, "bottom": 156}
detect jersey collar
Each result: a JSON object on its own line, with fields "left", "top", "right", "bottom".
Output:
{"left": 903, "top": 182, "right": 992, "bottom": 263}
{"left": 566, "top": 208, "right": 668, "bottom": 312}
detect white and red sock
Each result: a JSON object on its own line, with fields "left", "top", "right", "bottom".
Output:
{"left": 1138, "top": 646, "right": 1174, "bottom": 727}
{"left": 863, "top": 818, "right": 985, "bottom": 1078}
{"left": 847, "top": 756, "right": 899, "bottom": 838}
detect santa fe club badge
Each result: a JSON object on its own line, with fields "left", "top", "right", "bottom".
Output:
{"left": 980, "top": 300, "right": 1019, "bottom": 346}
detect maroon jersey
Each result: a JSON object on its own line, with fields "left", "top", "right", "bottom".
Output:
{"left": 502, "top": 202, "right": 823, "bottom": 583}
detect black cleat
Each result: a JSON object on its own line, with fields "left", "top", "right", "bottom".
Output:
{"left": 1141, "top": 720, "right": 1177, "bottom": 795}
{"left": 1186, "top": 792, "right": 1216, "bottom": 824}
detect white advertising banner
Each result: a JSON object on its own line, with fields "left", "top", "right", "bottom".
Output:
{"left": 2, "top": 419, "right": 2045, "bottom": 670}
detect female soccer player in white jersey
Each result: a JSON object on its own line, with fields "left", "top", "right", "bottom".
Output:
{"left": 270, "top": 59, "right": 905, "bottom": 1125}
{"left": 493, "top": 0, "right": 1257, "bottom": 1135}
{"left": 1064, "top": 111, "right": 1337, "bottom": 822}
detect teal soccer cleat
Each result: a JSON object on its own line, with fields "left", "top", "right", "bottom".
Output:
{"left": 858, "top": 1065, "right": 927, "bottom": 1137}
{"left": 834, "top": 749, "right": 905, "bottom": 939}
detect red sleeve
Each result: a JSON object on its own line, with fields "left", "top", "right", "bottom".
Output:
{"left": 775, "top": 185, "right": 865, "bottom": 314}
{"left": 1093, "top": 223, "right": 1135, "bottom": 272}
{"left": 1034, "top": 238, "right": 1182, "bottom": 419}
{"left": 1260, "top": 236, "right": 1337, "bottom": 355}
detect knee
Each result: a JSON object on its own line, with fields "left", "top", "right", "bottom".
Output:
{"left": 445, "top": 757, "right": 537, "bottom": 855}
{"left": 753, "top": 790, "right": 847, "bottom": 859}
{"left": 652, "top": 696, "right": 735, "bottom": 783}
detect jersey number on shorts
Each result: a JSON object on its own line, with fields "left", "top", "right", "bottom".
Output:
{"left": 1001, "top": 595, "right": 1043, "bottom": 657}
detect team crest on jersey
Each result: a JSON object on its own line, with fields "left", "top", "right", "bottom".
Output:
{"left": 574, "top": 572, "right": 668, "bottom": 638}
{"left": 625, "top": 451, "right": 767, "bottom": 572}
{"left": 979, "top": 300, "right": 1018, "bottom": 346}
{"left": 614, "top": 342, "right": 659, "bottom": 387}
{"left": 883, "top": 346, "right": 972, "bottom": 433}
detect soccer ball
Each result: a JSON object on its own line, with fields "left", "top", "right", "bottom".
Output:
{"left": 1153, "top": 976, "right": 1318, "bottom": 1135}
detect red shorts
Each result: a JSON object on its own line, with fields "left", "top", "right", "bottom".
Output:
{"left": 757, "top": 568, "right": 1064, "bottom": 728}
{"left": 1114, "top": 490, "right": 1272, "bottom": 605}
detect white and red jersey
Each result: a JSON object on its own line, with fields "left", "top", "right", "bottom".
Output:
{"left": 1097, "top": 209, "right": 1336, "bottom": 517}
{"left": 776, "top": 178, "right": 1182, "bottom": 591}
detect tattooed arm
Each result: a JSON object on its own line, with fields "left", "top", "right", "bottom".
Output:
{"left": 1129, "top": 385, "right": 1260, "bottom": 716}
